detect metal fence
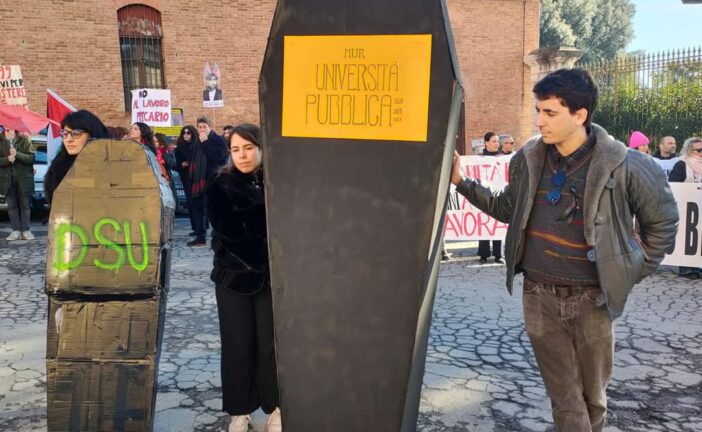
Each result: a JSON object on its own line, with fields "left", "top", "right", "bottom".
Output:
{"left": 581, "top": 47, "right": 702, "bottom": 147}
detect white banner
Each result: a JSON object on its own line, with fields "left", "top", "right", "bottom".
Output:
{"left": 662, "top": 183, "right": 702, "bottom": 267}
{"left": 131, "top": 89, "right": 171, "bottom": 126}
{"left": 0, "top": 65, "right": 27, "bottom": 107}
{"left": 444, "top": 155, "right": 513, "bottom": 241}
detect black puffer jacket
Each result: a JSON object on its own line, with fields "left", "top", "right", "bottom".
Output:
{"left": 207, "top": 167, "right": 268, "bottom": 294}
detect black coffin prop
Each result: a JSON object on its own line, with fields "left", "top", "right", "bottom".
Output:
{"left": 259, "top": 1, "right": 463, "bottom": 430}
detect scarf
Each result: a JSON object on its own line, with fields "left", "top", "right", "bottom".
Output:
{"left": 190, "top": 141, "right": 208, "bottom": 199}
{"left": 156, "top": 146, "right": 171, "bottom": 182}
{"left": 682, "top": 154, "right": 702, "bottom": 181}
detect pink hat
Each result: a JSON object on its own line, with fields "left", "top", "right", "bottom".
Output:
{"left": 628, "top": 131, "right": 649, "bottom": 149}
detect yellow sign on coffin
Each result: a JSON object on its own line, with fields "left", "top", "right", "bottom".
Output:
{"left": 282, "top": 35, "right": 432, "bottom": 142}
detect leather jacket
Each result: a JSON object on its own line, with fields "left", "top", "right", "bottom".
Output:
{"left": 456, "top": 124, "right": 679, "bottom": 319}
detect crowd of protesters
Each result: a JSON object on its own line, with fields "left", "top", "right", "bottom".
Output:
{"left": 1, "top": 66, "right": 699, "bottom": 432}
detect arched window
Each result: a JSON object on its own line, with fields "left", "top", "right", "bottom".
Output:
{"left": 118, "top": 4, "right": 166, "bottom": 111}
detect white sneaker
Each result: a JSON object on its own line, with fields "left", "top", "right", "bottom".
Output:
{"left": 267, "top": 407, "right": 282, "bottom": 432}
{"left": 6, "top": 231, "right": 22, "bottom": 241}
{"left": 21, "top": 231, "right": 34, "bottom": 240}
{"left": 228, "top": 414, "right": 250, "bottom": 432}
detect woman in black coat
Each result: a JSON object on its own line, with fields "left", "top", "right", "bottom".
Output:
{"left": 206, "top": 124, "right": 281, "bottom": 432}
{"left": 175, "top": 125, "right": 198, "bottom": 234}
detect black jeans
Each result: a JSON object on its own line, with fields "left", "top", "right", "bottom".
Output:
{"left": 180, "top": 172, "right": 196, "bottom": 231}
{"left": 190, "top": 197, "right": 207, "bottom": 240}
{"left": 215, "top": 283, "right": 279, "bottom": 415}
{"left": 478, "top": 240, "right": 502, "bottom": 259}
{"left": 6, "top": 181, "right": 31, "bottom": 232}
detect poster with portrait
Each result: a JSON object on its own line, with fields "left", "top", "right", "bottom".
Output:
{"left": 202, "top": 62, "right": 223, "bottom": 108}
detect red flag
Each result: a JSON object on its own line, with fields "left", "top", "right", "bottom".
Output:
{"left": 46, "top": 89, "right": 76, "bottom": 164}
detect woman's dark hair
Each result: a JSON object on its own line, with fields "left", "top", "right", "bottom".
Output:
{"left": 176, "top": 125, "right": 199, "bottom": 148}
{"left": 132, "top": 122, "right": 156, "bottom": 154}
{"left": 229, "top": 123, "right": 261, "bottom": 148}
{"left": 225, "top": 123, "right": 261, "bottom": 174}
{"left": 484, "top": 131, "right": 497, "bottom": 143}
{"left": 154, "top": 132, "right": 170, "bottom": 149}
{"left": 61, "top": 110, "right": 110, "bottom": 139}
{"left": 46, "top": 109, "right": 109, "bottom": 205}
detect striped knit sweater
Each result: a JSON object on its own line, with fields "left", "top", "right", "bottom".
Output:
{"left": 520, "top": 132, "right": 599, "bottom": 285}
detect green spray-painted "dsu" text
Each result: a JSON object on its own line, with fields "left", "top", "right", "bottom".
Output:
{"left": 53, "top": 218, "right": 149, "bottom": 272}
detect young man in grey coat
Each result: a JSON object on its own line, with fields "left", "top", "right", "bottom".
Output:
{"left": 451, "top": 68, "right": 679, "bottom": 432}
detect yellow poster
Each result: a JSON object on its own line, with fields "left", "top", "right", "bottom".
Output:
{"left": 282, "top": 35, "right": 432, "bottom": 142}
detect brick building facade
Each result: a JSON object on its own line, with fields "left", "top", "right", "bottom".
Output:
{"left": 2, "top": 0, "right": 539, "bottom": 150}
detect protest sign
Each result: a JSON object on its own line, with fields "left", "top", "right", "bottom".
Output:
{"left": 662, "top": 182, "right": 702, "bottom": 267}
{"left": 444, "top": 154, "right": 513, "bottom": 241}
{"left": 131, "top": 89, "right": 171, "bottom": 126}
{"left": 281, "top": 35, "right": 431, "bottom": 142}
{"left": 0, "top": 65, "right": 28, "bottom": 107}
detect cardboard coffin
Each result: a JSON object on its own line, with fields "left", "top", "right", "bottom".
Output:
{"left": 45, "top": 139, "right": 175, "bottom": 296}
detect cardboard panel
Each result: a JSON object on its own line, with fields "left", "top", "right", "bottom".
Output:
{"left": 46, "top": 360, "right": 156, "bottom": 432}
{"left": 45, "top": 139, "right": 174, "bottom": 294}
{"left": 46, "top": 295, "right": 166, "bottom": 361}
{"left": 46, "top": 245, "right": 164, "bottom": 295}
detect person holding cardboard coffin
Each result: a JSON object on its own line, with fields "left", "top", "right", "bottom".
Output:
{"left": 188, "top": 115, "right": 228, "bottom": 247}
{"left": 44, "top": 110, "right": 110, "bottom": 206}
{"left": 0, "top": 128, "right": 35, "bottom": 240}
{"left": 668, "top": 136, "right": 702, "bottom": 280}
{"left": 207, "top": 124, "right": 281, "bottom": 432}
{"left": 450, "top": 68, "right": 678, "bottom": 432}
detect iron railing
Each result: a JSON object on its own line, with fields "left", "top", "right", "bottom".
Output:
{"left": 580, "top": 47, "right": 702, "bottom": 146}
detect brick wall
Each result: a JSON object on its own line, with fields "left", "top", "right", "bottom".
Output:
{"left": 447, "top": 0, "right": 540, "bottom": 151}
{"left": 2, "top": 0, "right": 538, "bottom": 144}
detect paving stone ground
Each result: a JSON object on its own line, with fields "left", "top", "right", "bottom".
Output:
{"left": 0, "top": 217, "right": 700, "bottom": 431}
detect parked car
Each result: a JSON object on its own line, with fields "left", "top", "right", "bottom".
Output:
{"left": 32, "top": 135, "right": 49, "bottom": 211}
{"left": 170, "top": 170, "right": 189, "bottom": 214}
